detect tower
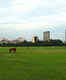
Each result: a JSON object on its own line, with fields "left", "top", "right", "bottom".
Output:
{"left": 43, "top": 31, "right": 50, "bottom": 41}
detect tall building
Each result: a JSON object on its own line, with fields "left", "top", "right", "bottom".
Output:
{"left": 43, "top": 31, "right": 50, "bottom": 41}
{"left": 32, "top": 36, "right": 39, "bottom": 43}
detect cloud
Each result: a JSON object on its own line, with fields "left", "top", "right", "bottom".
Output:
{"left": 0, "top": 8, "right": 8, "bottom": 17}
{"left": 0, "top": 0, "right": 66, "bottom": 25}
{"left": 0, "top": 0, "right": 11, "bottom": 8}
{"left": 0, "top": 0, "right": 66, "bottom": 40}
{"left": 12, "top": 0, "right": 40, "bottom": 12}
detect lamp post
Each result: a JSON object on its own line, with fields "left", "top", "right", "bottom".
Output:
{"left": 65, "top": 29, "right": 66, "bottom": 42}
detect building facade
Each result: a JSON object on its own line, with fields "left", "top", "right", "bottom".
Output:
{"left": 43, "top": 31, "right": 50, "bottom": 41}
{"left": 17, "top": 37, "right": 25, "bottom": 42}
{"left": 32, "top": 36, "right": 39, "bottom": 43}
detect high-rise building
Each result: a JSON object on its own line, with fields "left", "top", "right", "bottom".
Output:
{"left": 32, "top": 36, "right": 39, "bottom": 43}
{"left": 43, "top": 31, "right": 50, "bottom": 41}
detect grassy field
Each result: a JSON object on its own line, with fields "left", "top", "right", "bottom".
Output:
{"left": 0, "top": 47, "right": 66, "bottom": 80}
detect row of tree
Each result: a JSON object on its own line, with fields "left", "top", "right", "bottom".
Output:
{"left": 0, "top": 39, "right": 66, "bottom": 47}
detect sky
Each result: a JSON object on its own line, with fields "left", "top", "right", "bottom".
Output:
{"left": 0, "top": 0, "right": 66, "bottom": 41}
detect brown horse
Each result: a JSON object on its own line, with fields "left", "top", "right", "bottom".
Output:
{"left": 9, "top": 48, "right": 16, "bottom": 53}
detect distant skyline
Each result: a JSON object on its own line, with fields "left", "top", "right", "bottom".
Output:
{"left": 0, "top": 0, "right": 66, "bottom": 41}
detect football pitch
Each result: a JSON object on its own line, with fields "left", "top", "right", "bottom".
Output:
{"left": 0, "top": 47, "right": 66, "bottom": 80}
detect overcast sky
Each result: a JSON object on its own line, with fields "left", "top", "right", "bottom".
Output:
{"left": 0, "top": 0, "right": 66, "bottom": 41}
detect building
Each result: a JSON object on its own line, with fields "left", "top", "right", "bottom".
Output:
{"left": 16, "top": 37, "right": 25, "bottom": 42}
{"left": 1, "top": 37, "right": 8, "bottom": 44}
{"left": 32, "top": 36, "right": 39, "bottom": 43}
{"left": 43, "top": 31, "right": 50, "bottom": 41}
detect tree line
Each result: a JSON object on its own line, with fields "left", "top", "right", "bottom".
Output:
{"left": 0, "top": 39, "right": 66, "bottom": 47}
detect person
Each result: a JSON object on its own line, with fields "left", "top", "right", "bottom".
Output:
{"left": 9, "top": 48, "right": 16, "bottom": 53}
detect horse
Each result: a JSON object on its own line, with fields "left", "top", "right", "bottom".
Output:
{"left": 9, "top": 48, "right": 16, "bottom": 53}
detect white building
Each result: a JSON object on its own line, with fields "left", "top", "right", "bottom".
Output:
{"left": 17, "top": 37, "right": 25, "bottom": 42}
{"left": 32, "top": 36, "right": 39, "bottom": 43}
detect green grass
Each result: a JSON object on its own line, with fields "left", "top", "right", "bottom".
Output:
{"left": 0, "top": 47, "right": 66, "bottom": 80}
